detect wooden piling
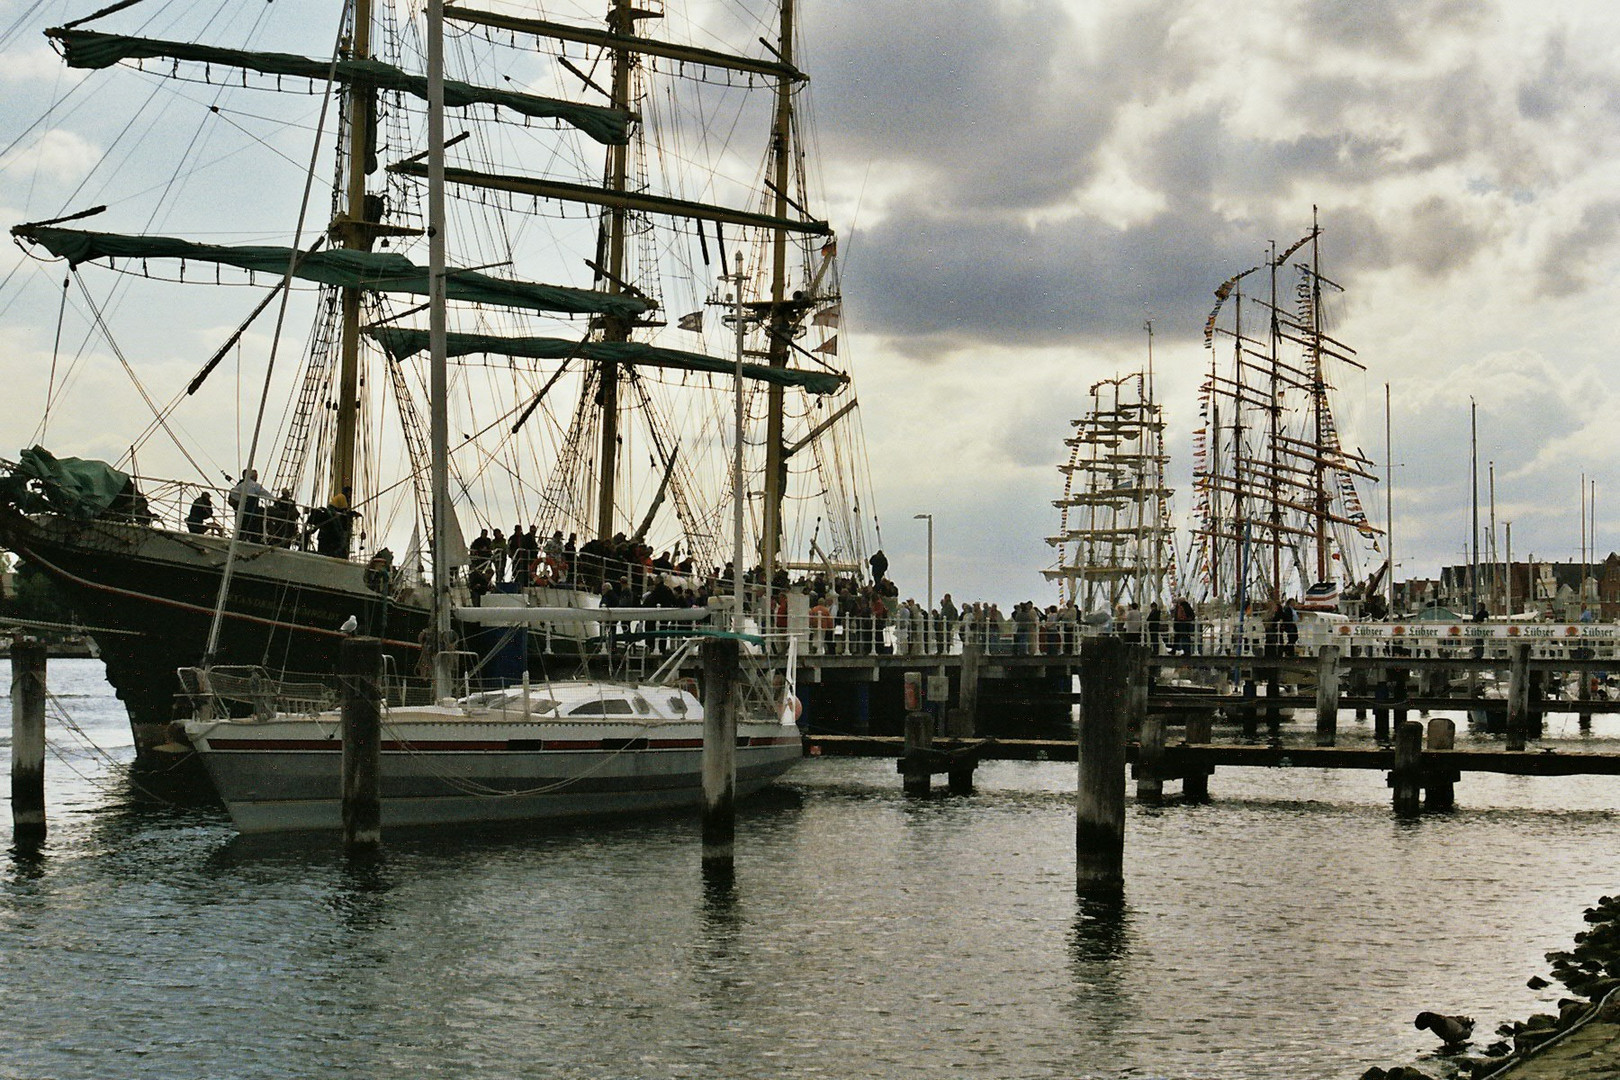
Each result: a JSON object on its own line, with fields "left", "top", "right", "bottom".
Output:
{"left": 1579, "top": 668, "right": 1594, "bottom": 730}
{"left": 10, "top": 640, "right": 47, "bottom": 844}
{"left": 1239, "top": 677, "right": 1258, "bottom": 741}
{"left": 1391, "top": 718, "right": 1423, "bottom": 815}
{"left": 1315, "top": 645, "right": 1341, "bottom": 747}
{"left": 1391, "top": 668, "right": 1409, "bottom": 732}
{"left": 1373, "top": 675, "right": 1390, "bottom": 743}
{"left": 701, "top": 637, "right": 740, "bottom": 867}
{"left": 1182, "top": 712, "right": 1213, "bottom": 802}
{"left": 1135, "top": 712, "right": 1165, "bottom": 803}
{"left": 1506, "top": 642, "right": 1530, "bottom": 752}
{"left": 902, "top": 710, "right": 934, "bottom": 796}
{"left": 957, "top": 635, "right": 982, "bottom": 737}
{"left": 1264, "top": 666, "right": 1282, "bottom": 741}
{"left": 1425, "top": 717, "right": 1456, "bottom": 811}
{"left": 340, "top": 636, "right": 383, "bottom": 850}
{"left": 1077, "top": 636, "right": 1129, "bottom": 892}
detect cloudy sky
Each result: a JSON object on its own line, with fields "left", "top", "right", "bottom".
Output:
{"left": 3, "top": 0, "right": 1619, "bottom": 609}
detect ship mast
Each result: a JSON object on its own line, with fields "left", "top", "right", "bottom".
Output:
{"left": 1309, "top": 207, "right": 1331, "bottom": 585}
{"left": 590, "top": 0, "right": 639, "bottom": 543}
{"left": 760, "top": 0, "right": 797, "bottom": 583}
{"left": 329, "top": 0, "right": 376, "bottom": 506}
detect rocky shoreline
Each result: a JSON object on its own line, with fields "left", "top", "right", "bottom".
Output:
{"left": 1363, "top": 894, "right": 1620, "bottom": 1079}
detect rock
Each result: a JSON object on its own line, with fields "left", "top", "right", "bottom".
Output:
{"left": 1527, "top": 975, "right": 1550, "bottom": 989}
{"left": 1415, "top": 1011, "right": 1474, "bottom": 1045}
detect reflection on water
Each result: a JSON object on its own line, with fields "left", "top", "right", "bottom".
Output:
{"left": 3, "top": 660, "right": 1619, "bottom": 1078}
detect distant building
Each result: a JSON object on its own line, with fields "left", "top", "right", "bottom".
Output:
{"left": 1429, "top": 555, "right": 1619, "bottom": 620}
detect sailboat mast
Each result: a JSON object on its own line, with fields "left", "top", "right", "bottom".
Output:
{"left": 761, "top": 0, "right": 797, "bottom": 583}
{"left": 330, "top": 0, "right": 375, "bottom": 505}
{"left": 1266, "top": 240, "right": 1284, "bottom": 605}
{"left": 593, "top": 0, "right": 639, "bottom": 543}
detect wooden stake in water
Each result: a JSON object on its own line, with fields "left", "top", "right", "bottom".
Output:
{"left": 1077, "top": 635, "right": 1129, "bottom": 892}
{"left": 340, "top": 636, "right": 383, "bottom": 850}
{"left": 1391, "top": 719, "right": 1423, "bottom": 816}
{"left": 10, "top": 640, "right": 47, "bottom": 844}
{"left": 1506, "top": 642, "right": 1530, "bottom": 752}
{"left": 701, "top": 637, "right": 740, "bottom": 867}
{"left": 1315, "top": 645, "right": 1341, "bottom": 747}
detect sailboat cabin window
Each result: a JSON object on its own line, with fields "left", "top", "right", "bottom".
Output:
{"left": 567, "top": 698, "right": 636, "bottom": 716}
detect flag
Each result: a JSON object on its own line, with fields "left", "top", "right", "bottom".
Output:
{"left": 812, "top": 334, "right": 838, "bottom": 355}
{"left": 820, "top": 239, "right": 837, "bottom": 259}
{"left": 813, "top": 302, "right": 841, "bottom": 327}
{"left": 677, "top": 311, "right": 702, "bottom": 332}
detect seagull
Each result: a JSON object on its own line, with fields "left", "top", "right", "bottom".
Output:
{"left": 1414, "top": 1012, "right": 1474, "bottom": 1046}
{"left": 340, "top": 615, "right": 359, "bottom": 634}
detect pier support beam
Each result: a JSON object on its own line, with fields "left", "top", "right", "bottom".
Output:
{"left": 902, "top": 707, "right": 933, "bottom": 797}
{"left": 1135, "top": 712, "right": 1165, "bottom": 804}
{"left": 701, "top": 637, "right": 740, "bottom": 869}
{"left": 1077, "top": 636, "right": 1130, "bottom": 892}
{"left": 955, "top": 636, "right": 982, "bottom": 738}
{"left": 1315, "top": 645, "right": 1341, "bottom": 747}
{"left": 1391, "top": 718, "right": 1423, "bottom": 816}
{"left": 340, "top": 636, "right": 383, "bottom": 851}
{"left": 1182, "top": 712, "right": 1213, "bottom": 802}
{"left": 1425, "top": 717, "right": 1457, "bottom": 811}
{"left": 10, "top": 640, "right": 47, "bottom": 845}
{"left": 1507, "top": 643, "right": 1530, "bottom": 752}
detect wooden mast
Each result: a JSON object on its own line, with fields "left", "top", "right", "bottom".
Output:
{"left": 1309, "top": 208, "right": 1331, "bottom": 586}
{"left": 761, "top": 0, "right": 797, "bottom": 584}
{"left": 329, "top": 0, "right": 375, "bottom": 506}
{"left": 592, "top": 0, "right": 638, "bottom": 544}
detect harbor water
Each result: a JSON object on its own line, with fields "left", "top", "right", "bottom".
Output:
{"left": 4, "top": 660, "right": 1619, "bottom": 1079}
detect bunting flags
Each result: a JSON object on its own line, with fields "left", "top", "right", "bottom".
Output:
{"left": 820, "top": 239, "right": 837, "bottom": 259}
{"left": 812, "top": 334, "right": 838, "bottom": 355}
{"left": 813, "top": 302, "right": 841, "bottom": 327}
{"left": 677, "top": 311, "right": 703, "bottom": 332}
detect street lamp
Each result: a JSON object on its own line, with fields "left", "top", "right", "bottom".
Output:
{"left": 913, "top": 513, "right": 933, "bottom": 612}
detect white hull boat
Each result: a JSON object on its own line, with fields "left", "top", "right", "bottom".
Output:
{"left": 183, "top": 668, "right": 801, "bottom": 834}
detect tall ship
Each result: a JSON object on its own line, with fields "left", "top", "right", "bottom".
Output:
{"left": 1044, "top": 330, "right": 1176, "bottom": 616}
{"left": 1190, "top": 212, "right": 1382, "bottom": 615}
{"left": 0, "top": 0, "right": 871, "bottom": 761}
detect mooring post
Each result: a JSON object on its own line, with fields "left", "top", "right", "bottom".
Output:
{"left": 1135, "top": 712, "right": 1165, "bottom": 804}
{"left": 1315, "top": 644, "right": 1341, "bottom": 746}
{"left": 10, "top": 639, "right": 47, "bottom": 845}
{"left": 1506, "top": 642, "right": 1530, "bottom": 752}
{"left": 955, "top": 634, "right": 982, "bottom": 738}
{"left": 901, "top": 671, "right": 932, "bottom": 795}
{"left": 1579, "top": 664, "right": 1594, "bottom": 730}
{"left": 1349, "top": 648, "right": 1367, "bottom": 720}
{"left": 1264, "top": 665, "right": 1282, "bottom": 741}
{"left": 1239, "top": 676, "right": 1259, "bottom": 742}
{"left": 1425, "top": 716, "right": 1456, "bottom": 811}
{"left": 1373, "top": 670, "right": 1390, "bottom": 742}
{"left": 340, "top": 636, "right": 383, "bottom": 850}
{"left": 701, "top": 637, "right": 740, "bottom": 867}
{"left": 1391, "top": 718, "right": 1423, "bottom": 815}
{"left": 1182, "top": 711, "right": 1213, "bottom": 802}
{"left": 1077, "top": 636, "right": 1129, "bottom": 891}
{"left": 1391, "top": 667, "right": 1409, "bottom": 733}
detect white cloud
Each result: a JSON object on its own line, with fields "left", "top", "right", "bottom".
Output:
{"left": 0, "top": 127, "right": 101, "bottom": 187}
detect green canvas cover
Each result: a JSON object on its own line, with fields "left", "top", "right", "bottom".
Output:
{"left": 12, "top": 226, "right": 649, "bottom": 320}
{"left": 50, "top": 28, "right": 629, "bottom": 145}
{"left": 0, "top": 446, "right": 135, "bottom": 521}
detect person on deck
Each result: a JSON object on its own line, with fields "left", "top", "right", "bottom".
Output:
{"left": 186, "top": 491, "right": 214, "bottom": 535}
{"left": 228, "top": 469, "right": 271, "bottom": 542}
{"left": 868, "top": 548, "right": 888, "bottom": 586}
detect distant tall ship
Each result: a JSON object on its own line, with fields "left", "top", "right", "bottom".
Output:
{"left": 1045, "top": 328, "right": 1176, "bottom": 615}
{"left": 1190, "top": 211, "right": 1383, "bottom": 615}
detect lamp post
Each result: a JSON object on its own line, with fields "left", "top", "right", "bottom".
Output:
{"left": 913, "top": 513, "right": 933, "bottom": 612}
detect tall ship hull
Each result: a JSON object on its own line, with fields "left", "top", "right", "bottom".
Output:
{"left": 0, "top": 501, "right": 428, "bottom": 753}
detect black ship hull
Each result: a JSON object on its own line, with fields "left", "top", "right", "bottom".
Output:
{"left": 0, "top": 505, "right": 428, "bottom": 763}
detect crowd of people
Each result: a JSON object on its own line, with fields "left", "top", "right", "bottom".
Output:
{"left": 186, "top": 471, "right": 359, "bottom": 558}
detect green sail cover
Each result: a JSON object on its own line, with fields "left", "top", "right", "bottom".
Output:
{"left": 0, "top": 446, "right": 135, "bottom": 521}
{"left": 12, "top": 226, "right": 649, "bottom": 320}
{"left": 50, "top": 28, "right": 629, "bottom": 146}
{"left": 367, "top": 327, "right": 849, "bottom": 395}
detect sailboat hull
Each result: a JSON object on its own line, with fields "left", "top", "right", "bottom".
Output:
{"left": 0, "top": 506, "right": 427, "bottom": 755}
{"left": 186, "top": 715, "right": 802, "bottom": 833}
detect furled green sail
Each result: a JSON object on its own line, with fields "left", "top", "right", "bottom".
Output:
{"left": 11, "top": 226, "right": 650, "bottom": 319}
{"left": 49, "top": 28, "right": 629, "bottom": 146}
{"left": 367, "top": 327, "right": 849, "bottom": 395}
{"left": 0, "top": 446, "right": 137, "bottom": 521}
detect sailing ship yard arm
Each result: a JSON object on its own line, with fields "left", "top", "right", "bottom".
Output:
{"left": 48, "top": 28, "right": 630, "bottom": 146}
{"left": 442, "top": 6, "right": 807, "bottom": 82}
{"left": 388, "top": 164, "right": 831, "bottom": 237}
{"left": 9, "top": 225, "right": 648, "bottom": 319}
{"left": 366, "top": 327, "right": 847, "bottom": 395}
